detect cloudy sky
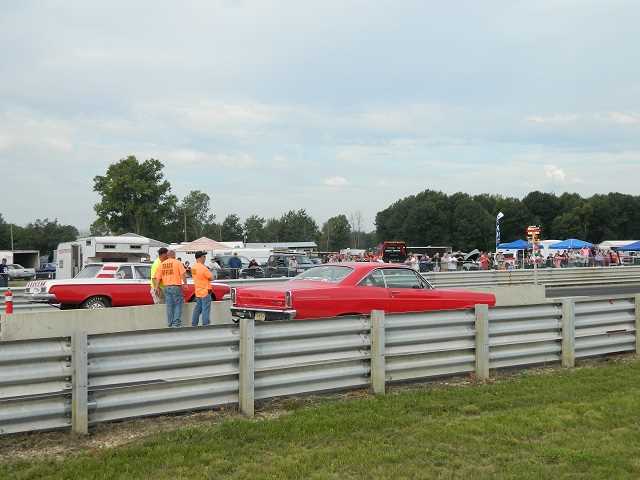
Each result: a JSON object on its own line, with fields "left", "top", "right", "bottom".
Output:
{"left": 1, "top": 1, "right": 639, "bottom": 231}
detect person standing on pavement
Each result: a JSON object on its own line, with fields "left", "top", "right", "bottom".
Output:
{"left": 150, "top": 247, "right": 168, "bottom": 304}
{"left": 191, "top": 251, "right": 213, "bottom": 327}
{"left": 0, "top": 258, "right": 8, "bottom": 287}
{"left": 229, "top": 252, "right": 242, "bottom": 279}
{"left": 153, "top": 249, "right": 187, "bottom": 327}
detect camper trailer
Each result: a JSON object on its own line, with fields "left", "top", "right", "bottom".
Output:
{"left": 55, "top": 236, "right": 162, "bottom": 279}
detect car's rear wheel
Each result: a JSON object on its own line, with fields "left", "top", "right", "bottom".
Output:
{"left": 81, "top": 296, "right": 111, "bottom": 309}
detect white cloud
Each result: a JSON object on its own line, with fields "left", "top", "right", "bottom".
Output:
{"left": 543, "top": 164, "right": 566, "bottom": 183}
{"left": 323, "top": 176, "right": 350, "bottom": 187}
{"left": 607, "top": 112, "right": 640, "bottom": 125}
{"left": 166, "top": 149, "right": 255, "bottom": 168}
{"left": 525, "top": 114, "right": 581, "bottom": 125}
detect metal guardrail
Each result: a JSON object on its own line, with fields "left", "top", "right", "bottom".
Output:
{"left": 575, "top": 297, "right": 636, "bottom": 358}
{"left": 384, "top": 309, "right": 476, "bottom": 381}
{"left": 254, "top": 317, "right": 372, "bottom": 399}
{"left": 88, "top": 326, "right": 240, "bottom": 424}
{"left": 489, "top": 304, "right": 562, "bottom": 369}
{"left": 1, "top": 294, "right": 639, "bottom": 436}
{"left": 0, "top": 337, "right": 72, "bottom": 435}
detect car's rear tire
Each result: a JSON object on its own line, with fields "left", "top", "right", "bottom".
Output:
{"left": 81, "top": 296, "right": 111, "bottom": 309}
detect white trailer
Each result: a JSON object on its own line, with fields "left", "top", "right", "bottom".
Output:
{"left": 55, "top": 236, "right": 160, "bottom": 279}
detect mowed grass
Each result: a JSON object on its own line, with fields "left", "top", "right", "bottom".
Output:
{"left": 3, "top": 358, "right": 640, "bottom": 480}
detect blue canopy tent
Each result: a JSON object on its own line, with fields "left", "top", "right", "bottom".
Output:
{"left": 617, "top": 241, "right": 640, "bottom": 251}
{"left": 497, "top": 239, "right": 531, "bottom": 249}
{"left": 549, "top": 238, "right": 593, "bottom": 249}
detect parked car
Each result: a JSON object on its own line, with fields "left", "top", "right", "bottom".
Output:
{"left": 264, "top": 252, "right": 315, "bottom": 278}
{"left": 213, "top": 255, "right": 251, "bottom": 279}
{"left": 25, "top": 262, "right": 230, "bottom": 309}
{"left": 7, "top": 263, "right": 36, "bottom": 280}
{"left": 36, "top": 262, "right": 57, "bottom": 279}
{"left": 231, "top": 262, "right": 496, "bottom": 321}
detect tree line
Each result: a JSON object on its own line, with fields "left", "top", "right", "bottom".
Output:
{"left": 376, "top": 190, "right": 640, "bottom": 252}
{"left": 0, "top": 215, "right": 79, "bottom": 260}
{"left": 6, "top": 156, "right": 639, "bottom": 258}
{"left": 89, "top": 156, "right": 375, "bottom": 251}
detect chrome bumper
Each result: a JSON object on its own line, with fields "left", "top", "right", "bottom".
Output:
{"left": 26, "top": 293, "right": 57, "bottom": 303}
{"left": 231, "top": 307, "right": 297, "bottom": 321}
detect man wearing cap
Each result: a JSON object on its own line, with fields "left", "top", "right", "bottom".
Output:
{"left": 191, "top": 251, "right": 213, "bottom": 326}
{"left": 150, "top": 247, "right": 168, "bottom": 303}
{"left": 153, "top": 249, "right": 187, "bottom": 327}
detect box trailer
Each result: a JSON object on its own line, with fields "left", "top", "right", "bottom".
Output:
{"left": 55, "top": 236, "right": 159, "bottom": 279}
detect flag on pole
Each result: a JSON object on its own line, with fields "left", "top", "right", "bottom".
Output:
{"left": 495, "top": 212, "right": 504, "bottom": 248}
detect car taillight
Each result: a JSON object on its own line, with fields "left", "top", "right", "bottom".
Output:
{"left": 284, "top": 290, "right": 293, "bottom": 308}
{"left": 230, "top": 288, "right": 237, "bottom": 304}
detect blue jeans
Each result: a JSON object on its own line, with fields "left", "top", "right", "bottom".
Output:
{"left": 164, "top": 286, "right": 184, "bottom": 327}
{"left": 192, "top": 295, "right": 211, "bottom": 326}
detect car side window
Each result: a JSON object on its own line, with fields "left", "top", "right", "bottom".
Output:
{"left": 116, "top": 266, "right": 133, "bottom": 279}
{"left": 382, "top": 269, "right": 424, "bottom": 289}
{"left": 134, "top": 265, "right": 152, "bottom": 279}
{"left": 359, "top": 269, "right": 386, "bottom": 288}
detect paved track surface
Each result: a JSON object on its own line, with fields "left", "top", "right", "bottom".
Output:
{"left": 547, "top": 283, "right": 640, "bottom": 298}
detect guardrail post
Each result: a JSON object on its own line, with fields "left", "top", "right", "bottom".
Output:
{"left": 370, "top": 310, "right": 386, "bottom": 395}
{"left": 635, "top": 295, "right": 640, "bottom": 354}
{"left": 561, "top": 299, "right": 576, "bottom": 368}
{"left": 475, "top": 304, "right": 490, "bottom": 381}
{"left": 239, "top": 318, "right": 255, "bottom": 417}
{"left": 71, "top": 331, "right": 88, "bottom": 435}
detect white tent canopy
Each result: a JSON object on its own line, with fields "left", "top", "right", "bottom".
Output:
{"left": 174, "top": 237, "right": 230, "bottom": 252}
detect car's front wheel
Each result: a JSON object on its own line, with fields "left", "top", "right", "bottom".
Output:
{"left": 81, "top": 296, "right": 111, "bottom": 309}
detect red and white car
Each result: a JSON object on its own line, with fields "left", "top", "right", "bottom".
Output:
{"left": 231, "top": 262, "right": 496, "bottom": 321}
{"left": 26, "top": 262, "right": 230, "bottom": 309}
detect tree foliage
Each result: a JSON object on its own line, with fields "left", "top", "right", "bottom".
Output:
{"left": 220, "top": 214, "right": 244, "bottom": 241}
{"left": 93, "top": 156, "right": 175, "bottom": 238}
{"left": 375, "top": 189, "right": 640, "bottom": 251}
{"left": 0, "top": 215, "right": 78, "bottom": 259}
{"left": 320, "top": 214, "right": 352, "bottom": 251}
{"left": 179, "top": 190, "right": 215, "bottom": 240}
{"left": 243, "top": 215, "right": 266, "bottom": 242}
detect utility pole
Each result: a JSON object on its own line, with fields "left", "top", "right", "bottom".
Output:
{"left": 10, "top": 224, "right": 14, "bottom": 250}
{"left": 183, "top": 210, "right": 188, "bottom": 242}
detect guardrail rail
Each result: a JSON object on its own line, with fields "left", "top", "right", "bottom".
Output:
{"left": 1, "top": 293, "right": 639, "bottom": 436}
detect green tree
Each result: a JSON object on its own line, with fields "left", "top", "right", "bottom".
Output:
{"left": 451, "top": 198, "right": 494, "bottom": 251}
{"left": 220, "top": 214, "right": 244, "bottom": 241}
{"left": 179, "top": 190, "right": 215, "bottom": 240}
{"left": 93, "top": 156, "right": 175, "bottom": 238}
{"left": 262, "top": 218, "right": 282, "bottom": 242}
{"left": 278, "top": 210, "right": 320, "bottom": 242}
{"left": 16, "top": 219, "right": 78, "bottom": 260}
{"left": 0, "top": 214, "right": 11, "bottom": 249}
{"left": 522, "top": 191, "right": 560, "bottom": 239}
{"left": 320, "top": 214, "right": 352, "bottom": 251}
{"left": 244, "top": 215, "right": 266, "bottom": 242}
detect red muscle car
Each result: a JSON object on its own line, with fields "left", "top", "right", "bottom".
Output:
{"left": 231, "top": 262, "right": 495, "bottom": 321}
{"left": 26, "top": 262, "right": 230, "bottom": 309}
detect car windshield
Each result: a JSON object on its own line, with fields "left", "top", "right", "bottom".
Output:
{"left": 295, "top": 265, "right": 353, "bottom": 283}
{"left": 295, "top": 255, "right": 313, "bottom": 265}
{"left": 75, "top": 265, "right": 103, "bottom": 278}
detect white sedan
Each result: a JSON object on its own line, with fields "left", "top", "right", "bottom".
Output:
{"left": 7, "top": 264, "right": 36, "bottom": 280}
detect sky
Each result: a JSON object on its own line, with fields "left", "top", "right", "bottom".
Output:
{"left": 1, "top": 0, "right": 640, "bottom": 231}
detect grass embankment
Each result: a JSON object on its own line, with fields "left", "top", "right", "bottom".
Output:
{"left": 2, "top": 358, "right": 640, "bottom": 479}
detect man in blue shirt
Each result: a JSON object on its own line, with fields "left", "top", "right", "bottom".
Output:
{"left": 228, "top": 253, "right": 242, "bottom": 279}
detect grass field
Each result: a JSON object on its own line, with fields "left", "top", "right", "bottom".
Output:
{"left": 2, "top": 357, "right": 640, "bottom": 479}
